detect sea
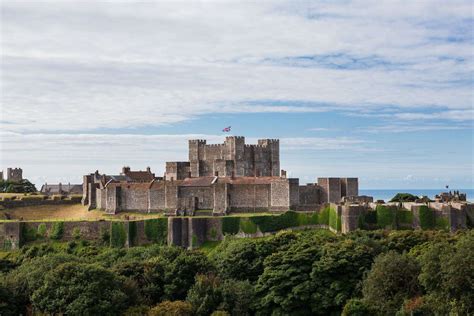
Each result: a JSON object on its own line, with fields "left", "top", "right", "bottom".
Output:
{"left": 359, "top": 189, "right": 474, "bottom": 203}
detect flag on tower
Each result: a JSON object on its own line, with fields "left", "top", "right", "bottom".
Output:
{"left": 222, "top": 126, "right": 231, "bottom": 132}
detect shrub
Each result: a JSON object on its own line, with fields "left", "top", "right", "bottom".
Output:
{"left": 296, "top": 212, "right": 319, "bottom": 226}
{"left": 37, "top": 223, "right": 47, "bottom": 239}
{"left": 239, "top": 218, "right": 258, "bottom": 234}
{"left": 342, "top": 298, "right": 374, "bottom": 316}
{"left": 250, "top": 211, "right": 299, "bottom": 233}
{"left": 148, "top": 301, "right": 192, "bottom": 316}
{"left": 111, "top": 222, "right": 127, "bottom": 248}
{"left": 222, "top": 217, "right": 240, "bottom": 235}
{"left": 72, "top": 227, "right": 81, "bottom": 240}
{"left": 49, "top": 222, "right": 64, "bottom": 240}
{"left": 390, "top": 193, "right": 419, "bottom": 202}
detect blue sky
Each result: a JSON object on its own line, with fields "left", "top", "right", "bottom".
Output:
{"left": 0, "top": 1, "right": 472, "bottom": 189}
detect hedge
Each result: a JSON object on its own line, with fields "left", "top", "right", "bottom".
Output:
{"left": 37, "top": 223, "right": 47, "bottom": 238}
{"left": 222, "top": 217, "right": 240, "bottom": 235}
{"left": 250, "top": 211, "right": 299, "bottom": 233}
{"left": 376, "top": 205, "right": 396, "bottom": 229}
{"left": 296, "top": 212, "right": 319, "bottom": 226}
{"left": 419, "top": 205, "right": 435, "bottom": 230}
{"left": 239, "top": 218, "right": 258, "bottom": 234}
{"left": 144, "top": 218, "right": 167, "bottom": 244}
{"left": 110, "top": 222, "right": 127, "bottom": 248}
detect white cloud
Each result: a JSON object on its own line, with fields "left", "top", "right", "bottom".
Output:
{"left": 1, "top": 1, "right": 472, "bottom": 132}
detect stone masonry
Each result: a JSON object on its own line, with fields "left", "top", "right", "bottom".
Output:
{"left": 82, "top": 136, "right": 360, "bottom": 214}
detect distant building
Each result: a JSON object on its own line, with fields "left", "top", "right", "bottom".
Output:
{"left": 40, "top": 182, "right": 83, "bottom": 196}
{"left": 1, "top": 168, "right": 23, "bottom": 182}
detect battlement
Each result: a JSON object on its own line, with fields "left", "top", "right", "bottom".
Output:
{"left": 258, "top": 139, "right": 280, "bottom": 146}
{"left": 5, "top": 167, "right": 23, "bottom": 182}
{"left": 189, "top": 139, "right": 207, "bottom": 145}
{"left": 225, "top": 136, "right": 245, "bottom": 140}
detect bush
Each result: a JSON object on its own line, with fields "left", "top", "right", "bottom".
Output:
{"left": 362, "top": 251, "right": 420, "bottom": 315}
{"left": 148, "top": 301, "right": 192, "bottom": 316}
{"left": 342, "top": 298, "right": 374, "bottom": 316}
{"left": 37, "top": 224, "right": 47, "bottom": 239}
{"left": 49, "top": 222, "right": 64, "bottom": 240}
{"left": 31, "top": 263, "right": 128, "bottom": 315}
{"left": 72, "top": 227, "right": 81, "bottom": 240}
{"left": 250, "top": 211, "right": 299, "bottom": 233}
{"left": 239, "top": 218, "right": 258, "bottom": 234}
{"left": 390, "top": 193, "right": 419, "bottom": 202}
{"left": 222, "top": 217, "right": 240, "bottom": 235}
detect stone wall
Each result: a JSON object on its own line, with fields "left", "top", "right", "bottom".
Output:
{"left": 318, "top": 178, "right": 342, "bottom": 203}
{"left": 298, "top": 184, "right": 320, "bottom": 210}
{"left": 0, "top": 197, "right": 82, "bottom": 209}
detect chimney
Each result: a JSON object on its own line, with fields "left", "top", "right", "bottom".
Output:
{"left": 281, "top": 170, "right": 287, "bottom": 178}
{"left": 146, "top": 166, "right": 151, "bottom": 173}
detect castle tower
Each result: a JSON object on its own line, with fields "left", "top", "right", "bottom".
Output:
{"left": 189, "top": 139, "right": 206, "bottom": 177}
{"left": 6, "top": 168, "right": 23, "bottom": 182}
{"left": 258, "top": 139, "right": 280, "bottom": 177}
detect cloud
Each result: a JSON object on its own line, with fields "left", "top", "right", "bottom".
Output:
{"left": 1, "top": 1, "right": 473, "bottom": 133}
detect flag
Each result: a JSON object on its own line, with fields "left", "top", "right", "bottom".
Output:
{"left": 222, "top": 126, "right": 231, "bottom": 132}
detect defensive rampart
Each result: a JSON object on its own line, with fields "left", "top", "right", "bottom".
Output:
{"left": 1, "top": 203, "right": 471, "bottom": 250}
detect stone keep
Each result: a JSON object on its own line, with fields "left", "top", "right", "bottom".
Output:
{"left": 187, "top": 136, "right": 280, "bottom": 178}
{"left": 6, "top": 168, "right": 23, "bottom": 182}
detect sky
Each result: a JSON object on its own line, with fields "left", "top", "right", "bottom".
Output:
{"left": 0, "top": 0, "right": 473, "bottom": 189}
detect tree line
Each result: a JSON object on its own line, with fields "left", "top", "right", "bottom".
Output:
{"left": 0, "top": 228, "right": 472, "bottom": 315}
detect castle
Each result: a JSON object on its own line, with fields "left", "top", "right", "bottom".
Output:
{"left": 0, "top": 168, "right": 23, "bottom": 182}
{"left": 82, "top": 136, "right": 360, "bottom": 214}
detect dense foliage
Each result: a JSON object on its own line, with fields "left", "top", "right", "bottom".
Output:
{"left": 0, "top": 179, "right": 37, "bottom": 193}
{"left": 390, "top": 193, "right": 419, "bottom": 202}
{"left": 0, "top": 229, "right": 472, "bottom": 315}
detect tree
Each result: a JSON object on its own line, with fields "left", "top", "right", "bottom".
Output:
{"left": 148, "top": 301, "right": 193, "bottom": 316}
{"left": 0, "top": 179, "right": 37, "bottom": 193}
{"left": 341, "top": 298, "right": 374, "bottom": 316}
{"left": 4, "top": 253, "right": 80, "bottom": 313}
{"left": 390, "top": 193, "right": 419, "bottom": 202}
{"left": 255, "top": 239, "right": 321, "bottom": 315}
{"left": 187, "top": 274, "right": 223, "bottom": 316}
{"left": 162, "top": 250, "right": 213, "bottom": 300}
{"left": 187, "top": 274, "right": 255, "bottom": 316}
{"left": 362, "top": 251, "right": 420, "bottom": 315}
{"left": 310, "top": 239, "right": 376, "bottom": 314}
{"left": 417, "top": 232, "right": 474, "bottom": 314}
{"left": 31, "top": 263, "right": 128, "bottom": 315}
